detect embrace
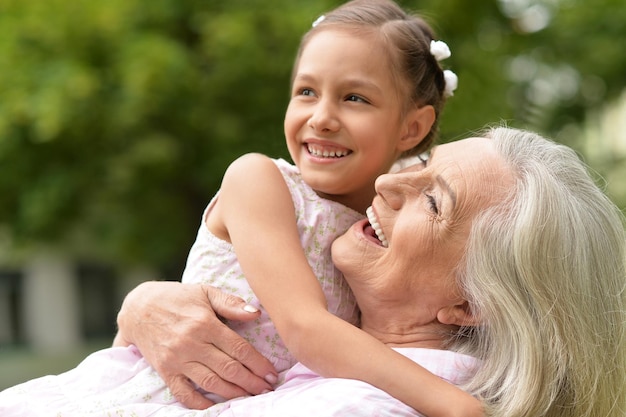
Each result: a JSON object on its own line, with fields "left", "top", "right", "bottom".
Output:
{"left": 1, "top": 0, "right": 625, "bottom": 415}
{"left": 2, "top": 127, "right": 625, "bottom": 417}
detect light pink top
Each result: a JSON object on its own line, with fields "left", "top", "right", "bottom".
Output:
{"left": 0, "top": 346, "right": 479, "bottom": 417}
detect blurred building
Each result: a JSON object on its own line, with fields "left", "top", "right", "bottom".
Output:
{"left": 0, "top": 254, "right": 155, "bottom": 353}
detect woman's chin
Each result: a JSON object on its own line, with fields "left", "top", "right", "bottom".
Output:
{"left": 331, "top": 219, "right": 384, "bottom": 276}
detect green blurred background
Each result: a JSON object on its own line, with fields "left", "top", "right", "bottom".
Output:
{"left": 1, "top": 0, "right": 625, "bottom": 389}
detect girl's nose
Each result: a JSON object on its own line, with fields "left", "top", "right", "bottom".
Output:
{"left": 307, "top": 99, "right": 340, "bottom": 133}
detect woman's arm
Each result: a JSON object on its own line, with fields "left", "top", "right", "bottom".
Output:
{"left": 113, "top": 280, "right": 277, "bottom": 409}
{"left": 218, "top": 154, "right": 483, "bottom": 417}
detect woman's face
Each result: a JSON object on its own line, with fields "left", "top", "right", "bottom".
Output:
{"left": 332, "top": 137, "right": 514, "bottom": 328}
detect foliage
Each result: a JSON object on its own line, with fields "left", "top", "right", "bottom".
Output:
{"left": 0, "top": 0, "right": 624, "bottom": 271}
{"left": 0, "top": 0, "right": 331, "bottom": 268}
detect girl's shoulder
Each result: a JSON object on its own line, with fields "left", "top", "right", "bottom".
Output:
{"left": 222, "top": 153, "right": 285, "bottom": 185}
{"left": 227, "top": 152, "right": 276, "bottom": 170}
{"left": 223, "top": 154, "right": 300, "bottom": 193}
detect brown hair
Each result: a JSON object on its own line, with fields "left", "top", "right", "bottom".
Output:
{"left": 293, "top": 0, "right": 450, "bottom": 155}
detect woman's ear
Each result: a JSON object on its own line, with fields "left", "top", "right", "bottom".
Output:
{"left": 437, "top": 301, "right": 482, "bottom": 327}
{"left": 397, "top": 105, "right": 436, "bottom": 152}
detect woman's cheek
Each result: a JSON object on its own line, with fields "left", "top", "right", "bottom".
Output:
{"left": 332, "top": 232, "right": 370, "bottom": 271}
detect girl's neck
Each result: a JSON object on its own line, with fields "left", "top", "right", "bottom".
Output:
{"left": 313, "top": 188, "right": 375, "bottom": 215}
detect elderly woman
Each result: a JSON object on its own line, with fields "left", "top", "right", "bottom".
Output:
{"left": 2, "top": 128, "right": 624, "bottom": 417}
{"left": 115, "top": 127, "right": 626, "bottom": 417}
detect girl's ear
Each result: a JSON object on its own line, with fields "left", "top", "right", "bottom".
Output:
{"left": 436, "top": 301, "right": 482, "bottom": 327}
{"left": 397, "top": 105, "right": 436, "bottom": 152}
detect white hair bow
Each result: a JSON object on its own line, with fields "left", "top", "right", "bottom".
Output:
{"left": 430, "top": 40, "right": 451, "bottom": 61}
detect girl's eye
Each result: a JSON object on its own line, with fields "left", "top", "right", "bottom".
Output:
{"left": 346, "top": 94, "right": 367, "bottom": 103}
{"left": 293, "top": 87, "right": 315, "bottom": 97}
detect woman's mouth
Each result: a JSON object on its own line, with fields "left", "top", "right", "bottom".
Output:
{"left": 366, "top": 206, "right": 388, "bottom": 248}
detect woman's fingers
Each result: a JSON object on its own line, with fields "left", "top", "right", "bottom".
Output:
{"left": 116, "top": 281, "right": 277, "bottom": 407}
{"left": 201, "top": 285, "right": 278, "bottom": 389}
{"left": 166, "top": 373, "right": 215, "bottom": 410}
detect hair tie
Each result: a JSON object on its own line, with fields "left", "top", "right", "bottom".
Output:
{"left": 443, "top": 70, "right": 458, "bottom": 97}
{"left": 312, "top": 15, "right": 325, "bottom": 27}
{"left": 430, "top": 40, "right": 451, "bottom": 61}
{"left": 430, "top": 40, "right": 457, "bottom": 97}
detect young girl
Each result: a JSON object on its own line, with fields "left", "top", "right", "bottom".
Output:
{"left": 177, "top": 0, "right": 477, "bottom": 414}
{"left": 0, "top": 1, "right": 479, "bottom": 416}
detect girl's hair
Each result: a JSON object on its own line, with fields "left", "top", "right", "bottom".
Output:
{"left": 455, "top": 127, "right": 626, "bottom": 416}
{"left": 293, "top": 0, "right": 449, "bottom": 156}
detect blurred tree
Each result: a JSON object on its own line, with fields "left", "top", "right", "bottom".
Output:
{"left": 404, "top": 0, "right": 626, "bottom": 141}
{"left": 0, "top": 0, "right": 624, "bottom": 274}
{"left": 0, "top": 0, "right": 334, "bottom": 272}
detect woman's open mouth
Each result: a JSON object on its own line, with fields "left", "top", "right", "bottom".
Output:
{"left": 366, "top": 206, "right": 388, "bottom": 247}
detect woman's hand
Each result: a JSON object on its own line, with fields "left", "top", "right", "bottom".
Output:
{"left": 113, "top": 281, "right": 277, "bottom": 409}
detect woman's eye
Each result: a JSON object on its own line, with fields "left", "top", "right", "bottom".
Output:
{"left": 425, "top": 193, "right": 439, "bottom": 215}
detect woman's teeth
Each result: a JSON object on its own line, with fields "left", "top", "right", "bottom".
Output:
{"left": 307, "top": 145, "right": 350, "bottom": 158}
{"left": 366, "top": 206, "right": 389, "bottom": 248}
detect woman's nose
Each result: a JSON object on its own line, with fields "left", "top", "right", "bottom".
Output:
{"left": 374, "top": 173, "right": 406, "bottom": 211}
{"left": 307, "top": 99, "right": 340, "bottom": 133}
{"left": 375, "top": 170, "right": 425, "bottom": 211}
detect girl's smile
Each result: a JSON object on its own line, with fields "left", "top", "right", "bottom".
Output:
{"left": 284, "top": 28, "right": 417, "bottom": 213}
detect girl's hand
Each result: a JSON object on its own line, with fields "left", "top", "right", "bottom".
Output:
{"left": 114, "top": 281, "right": 277, "bottom": 409}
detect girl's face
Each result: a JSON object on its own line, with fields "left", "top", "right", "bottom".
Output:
{"left": 284, "top": 28, "right": 429, "bottom": 214}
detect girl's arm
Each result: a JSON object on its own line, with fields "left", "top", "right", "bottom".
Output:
{"left": 212, "top": 154, "right": 482, "bottom": 417}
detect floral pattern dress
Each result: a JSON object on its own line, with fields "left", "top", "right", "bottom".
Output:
{"left": 0, "top": 158, "right": 364, "bottom": 416}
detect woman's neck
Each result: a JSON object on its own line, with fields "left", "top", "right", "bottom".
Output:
{"left": 359, "top": 314, "right": 454, "bottom": 349}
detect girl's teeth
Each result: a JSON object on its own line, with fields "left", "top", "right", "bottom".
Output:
{"left": 307, "top": 145, "right": 349, "bottom": 158}
{"left": 366, "top": 206, "right": 389, "bottom": 248}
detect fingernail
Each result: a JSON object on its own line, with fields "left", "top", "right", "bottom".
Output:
{"left": 243, "top": 304, "right": 258, "bottom": 313}
{"left": 264, "top": 373, "right": 278, "bottom": 384}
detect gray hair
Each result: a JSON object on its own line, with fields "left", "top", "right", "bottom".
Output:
{"left": 456, "top": 127, "right": 626, "bottom": 416}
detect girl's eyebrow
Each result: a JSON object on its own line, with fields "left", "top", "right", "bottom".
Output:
{"left": 293, "top": 73, "right": 382, "bottom": 94}
{"left": 293, "top": 73, "right": 315, "bottom": 83}
{"left": 341, "top": 79, "right": 382, "bottom": 94}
